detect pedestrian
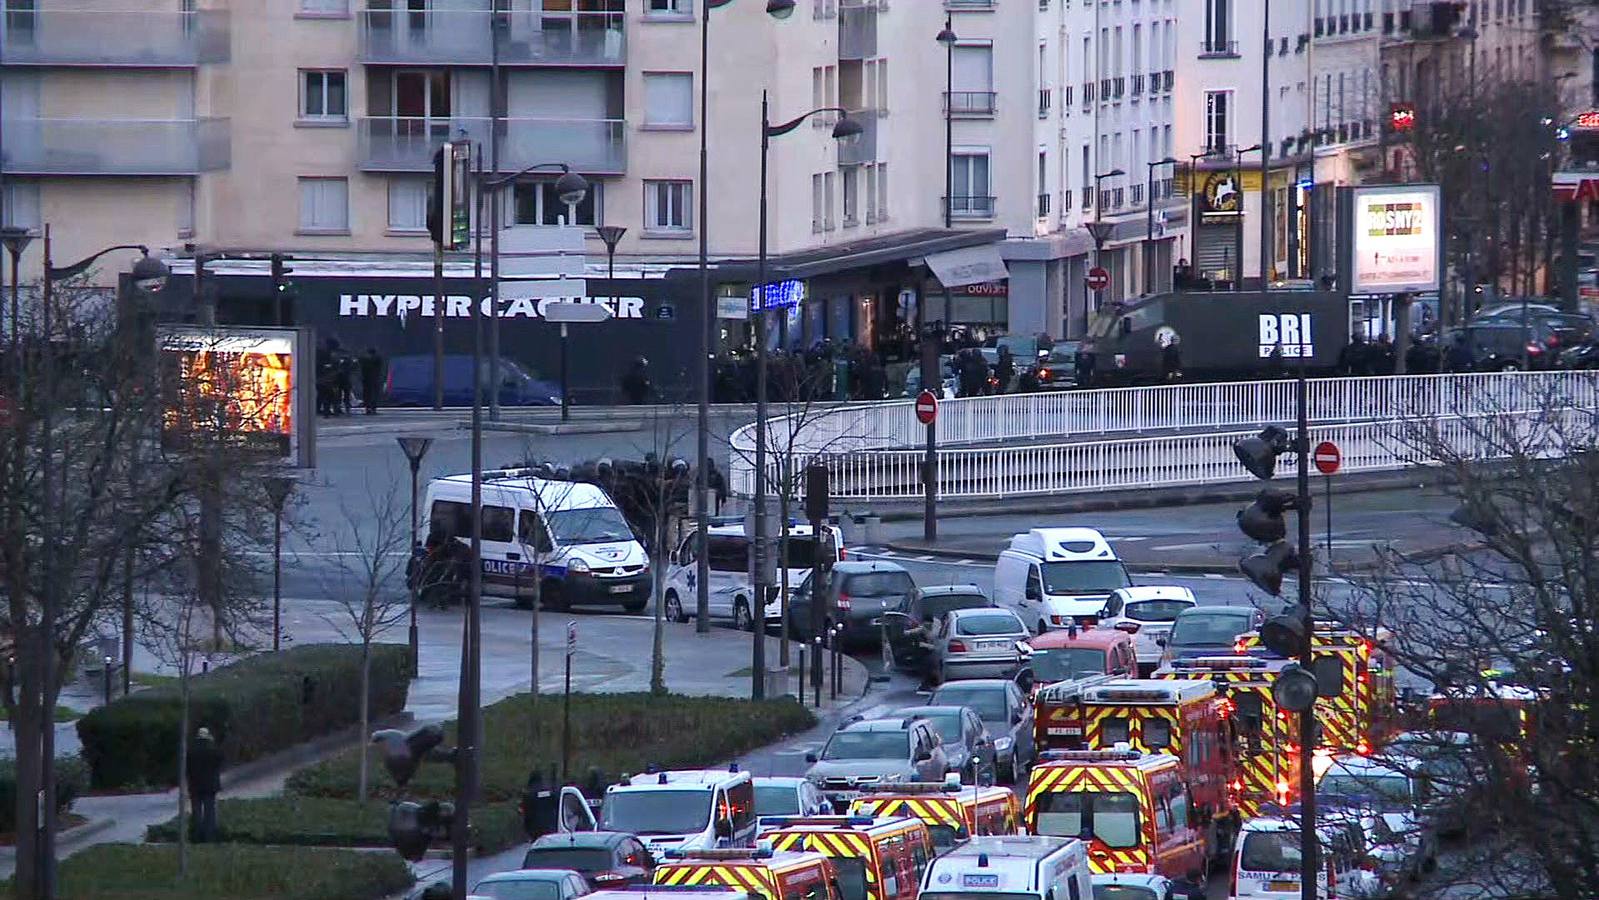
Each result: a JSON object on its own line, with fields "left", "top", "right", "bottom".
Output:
{"left": 1373, "top": 334, "right": 1396, "bottom": 375}
{"left": 995, "top": 346, "right": 1016, "bottom": 394}
{"left": 1160, "top": 335, "right": 1183, "bottom": 382}
{"left": 621, "top": 356, "right": 652, "bottom": 405}
{"left": 1265, "top": 343, "right": 1285, "bottom": 379}
{"left": 1339, "top": 331, "right": 1368, "bottom": 377}
{"left": 335, "top": 343, "right": 357, "bottom": 414}
{"left": 315, "top": 339, "right": 335, "bottom": 416}
{"left": 358, "top": 347, "right": 385, "bottom": 415}
{"left": 187, "top": 726, "right": 223, "bottom": 843}
{"left": 1075, "top": 346, "right": 1097, "bottom": 388}
{"left": 1447, "top": 330, "right": 1475, "bottom": 372}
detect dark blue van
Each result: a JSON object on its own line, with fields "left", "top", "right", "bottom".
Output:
{"left": 385, "top": 354, "right": 563, "bottom": 407}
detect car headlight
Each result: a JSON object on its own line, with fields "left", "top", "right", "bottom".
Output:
{"left": 568, "top": 558, "right": 590, "bottom": 574}
{"left": 993, "top": 737, "right": 1013, "bottom": 752}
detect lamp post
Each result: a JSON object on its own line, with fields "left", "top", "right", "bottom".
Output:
{"left": 264, "top": 476, "right": 295, "bottom": 654}
{"left": 753, "top": 95, "right": 860, "bottom": 699}
{"left": 1, "top": 226, "right": 33, "bottom": 376}
{"left": 1185, "top": 151, "right": 1209, "bottom": 279}
{"left": 593, "top": 225, "right": 627, "bottom": 424}
{"left": 1233, "top": 144, "right": 1262, "bottom": 289}
{"left": 396, "top": 435, "right": 434, "bottom": 673}
{"left": 939, "top": 18, "right": 957, "bottom": 230}
{"left": 1145, "top": 158, "right": 1177, "bottom": 294}
{"left": 926, "top": 17, "right": 958, "bottom": 544}
{"left": 1087, "top": 168, "right": 1124, "bottom": 318}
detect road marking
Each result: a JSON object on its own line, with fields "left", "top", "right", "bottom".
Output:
{"left": 957, "top": 559, "right": 975, "bottom": 565}
{"left": 1202, "top": 573, "right": 1228, "bottom": 580}
{"left": 876, "top": 549, "right": 898, "bottom": 556}
{"left": 915, "top": 555, "right": 935, "bottom": 562}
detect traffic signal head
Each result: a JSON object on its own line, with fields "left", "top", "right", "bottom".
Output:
{"left": 1260, "top": 604, "right": 1311, "bottom": 657}
{"left": 1237, "top": 488, "right": 1299, "bottom": 543}
{"left": 1270, "top": 662, "right": 1319, "bottom": 713}
{"left": 270, "top": 253, "right": 295, "bottom": 295}
{"left": 1238, "top": 540, "right": 1298, "bottom": 595}
{"left": 372, "top": 724, "right": 446, "bottom": 788}
{"left": 388, "top": 801, "right": 430, "bottom": 861}
{"left": 1233, "top": 426, "right": 1292, "bottom": 480}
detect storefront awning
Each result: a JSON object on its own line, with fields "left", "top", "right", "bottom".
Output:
{"left": 926, "top": 244, "right": 1009, "bottom": 288}
{"left": 716, "top": 227, "right": 1006, "bottom": 283}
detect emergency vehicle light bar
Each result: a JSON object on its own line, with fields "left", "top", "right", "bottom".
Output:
{"left": 762, "top": 816, "right": 877, "bottom": 828}
{"left": 609, "top": 887, "right": 746, "bottom": 893}
{"left": 661, "top": 849, "right": 776, "bottom": 860}
{"left": 1034, "top": 672, "right": 1123, "bottom": 703}
{"left": 1178, "top": 656, "right": 1270, "bottom": 670}
{"left": 1087, "top": 687, "right": 1178, "bottom": 702}
{"left": 1037, "top": 749, "right": 1141, "bottom": 763}
{"left": 856, "top": 782, "right": 964, "bottom": 795}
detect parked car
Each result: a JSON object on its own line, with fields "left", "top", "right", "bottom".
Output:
{"left": 1317, "top": 755, "right": 1439, "bottom": 884}
{"left": 465, "top": 870, "right": 592, "bottom": 900}
{"left": 1439, "top": 323, "right": 1558, "bottom": 370}
{"left": 928, "top": 679, "right": 1034, "bottom": 784}
{"left": 925, "top": 608, "right": 1031, "bottom": 684}
{"left": 882, "top": 584, "right": 993, "bottom": 671}
{"left": 788, "top": 560, "right": 918, "bottom": 645}
{"left": 522, "top": 833, "right": 655, "bottom": 888}
{"left": 386, "top": 353, "right": 562, "bottom": 407}
{"left": 1098, "top": 586, "right": 1198, "bottom": 676}
{"left": 1158, "top": 605, "right": 1265, "bottom": 666}
{"left": 893, "top": 704, "right": 997, "bottom": 786}
{"left": 805, "top": 716, "right": 950, "bottom": 809}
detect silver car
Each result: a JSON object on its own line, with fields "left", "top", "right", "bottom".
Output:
{"left": 804, "top": 716, "right": 949, "bottom": 809}
{"left": 928, "top": 608, "right": 1030, "bottom": 684}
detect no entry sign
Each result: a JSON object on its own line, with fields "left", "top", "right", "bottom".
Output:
{"left": 915, "top": 390, "right": 939, "bottom": 425}
{"left": 1314, "top": 441, "right": 1342, "bottom": 475}
{"left": 1086, "top": 267, "right": 1111, "bottom": 292}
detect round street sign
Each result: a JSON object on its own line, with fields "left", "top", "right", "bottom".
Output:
{"left": 1086, "top": 267, "right": 1111, "bottom": 292}
{"left": 915, "top": 390, "right": 939, "bottom": 426}
{"left": 1314, "top": 441, "right": 1342, "bottom": 475}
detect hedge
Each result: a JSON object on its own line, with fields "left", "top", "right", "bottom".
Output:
{"left": 289, "top": 692, "right": 817, "bottom": 803}
{"left": 145, "top": 796, "right": 523, "bottom": 856}
{"left": 0, "top": 758, "right": 87, "bottom": 834}
{"left": 0, "top": 843, "right": 414, "bottom": 900}
{"left": 75, "top": 644, "right": 411, "bottom": 790}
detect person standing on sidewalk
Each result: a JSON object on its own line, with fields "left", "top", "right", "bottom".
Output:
{"left": 359, "top": 347, "right": 385, "bottom": 415}
{"left": 187, "top": 727, "right": 223, "bottom": 842}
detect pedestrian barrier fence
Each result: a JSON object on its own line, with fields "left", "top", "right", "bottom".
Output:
{"left": 728, "top": 372, "right": 1599, "bottom": 501}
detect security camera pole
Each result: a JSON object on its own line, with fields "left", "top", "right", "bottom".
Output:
{"left": 1292, "top": 360, "right": 1316, "bottom": 900}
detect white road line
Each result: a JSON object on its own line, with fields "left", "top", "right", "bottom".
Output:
{"left": 915, "top": 555, "right": 935, "bottom": 562}
{"left": 1202, "top": 573, "right": 1228, "bottom": 580}
{"left": 957, "top": 559, "right": 975, "bottom": 566}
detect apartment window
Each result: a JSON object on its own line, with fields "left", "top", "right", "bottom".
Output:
{"left": 811, "top": 174, "right": 825, "bottom": 232}
{"left": 1204, "top": 90, "right": 1232, "bottom": 151}
{"left": 2, "top": 179, "right": 40, "bottom": 230}
{"left": 950, "top": 43, "right": 995, "bottom": 115}
{"left": 297, "top": 0, "right": 348, "bottom": 15}
{"left": 178, "top": 179, "right": 195, "bottom": 238}
{"left": 298, "top": 177, "right": 349, "bottom": 234}
{"left": 877, "top": 162, "right": 888, "bottom": 220}
{"left": 823, "top": 171, "right": 836, "bottom": 229}
{"left": 300, "top": 69, "right": 347, "bottom": 123}
{"left": 949, "top": 151, "right": 991, "bottom": 218}
{"left": 514, "top": 181, "right": 600, "bottom": 226}
{"left": 643, "top": 73, "right": 694, "bottom": 130}
{"left": 842, "top": 167, "right": 859, "bottom": 226}
{"left": 1204, "top": 0, "right": 1232, "bottom": 53}
{"left": 645, "top": 0, "right": 691, "bottom": 17}
{"left": 387, "top": 178, "right": 428, "bottom": 232}
{"left": 644, "top": 180, "right": 692, "bottom": 234}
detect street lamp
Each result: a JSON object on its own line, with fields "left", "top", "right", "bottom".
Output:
{"left": 1233, "top": 144, "right": 1263, "bottom": 289}
{"left": 938, "top": 17, "right": 957, "bottom": 229}
{"left": 752, "top": 97, "right": 861, "bottom": 699}
{"left": 1, "top": 226, "right": 35, "bottom": 379}
{"left": 695, "top": 0, "right": 800, "bottom": 635}
{"left": 593, "top": 225, "right": 627, "bottom": 424}
{"left": 1145, "top": 158, "right": 1178, "bottom": 294}
{"left": 264, "top": 476, "right": 295, "bottom": 654}
{"left": 396, "top": 435, "right": 434, "bottom": 673}
{"left": 1087, "top": 168, "right": 1125, "bottom": 319}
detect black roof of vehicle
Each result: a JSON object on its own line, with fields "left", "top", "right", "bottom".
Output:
{"left": 528, "top": 830, "right": 635, "bottom": 850}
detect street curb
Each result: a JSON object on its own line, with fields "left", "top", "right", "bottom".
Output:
{"left": 56, "top": 815, "right": 118, "bottom": 849}
{"left": 464, "top": 420, "right": 645, "bottom": 436}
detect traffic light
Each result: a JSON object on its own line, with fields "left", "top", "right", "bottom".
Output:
{"left": 269, "top": 253, "right": 294, "bottom": 295}
{"left": 1232, "top": 426, "right": 1292, "bottom": 480}
{"left": 1237, "top": 488, "right": 1298, "bottom": 543}
{"left": 372, "top": 724, "right": 447, "bottom": 788}
{"left": 1270, "top": 663, "right": 1319, "bottom": 713}
{"left": 388, "top": 799, "right": 456, "bottom": 862}
{"left": 428, "top": 141, "right": 472, "bottom": 250}
{"left": 1239, "top": 541, "right": 1298, "bottom": 596}
{"left": 1260, "top": 605, "right": 1311, "bottom": 657}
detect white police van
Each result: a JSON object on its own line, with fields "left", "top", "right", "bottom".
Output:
{"left": 601, "top": 768, "right": 758, "bottom": 860}
{"left": 994, "top": 529, "right": 1132, "bottom": 634}
{"left": 921, "top": 836, "right": 1092, "bottom": 900}
{"left": 421, "top": 470, "right": 650, "bottom": 611}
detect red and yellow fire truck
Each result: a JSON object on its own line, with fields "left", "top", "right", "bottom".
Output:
{"left": 1024, "top": 749, "right": 1208, "bottom": 877}
{"left": 1235, "top": 624, "right": 1396, "bottom": 756}
{"left": 655, "top": 848, "right": 842, "bottom": 900}
{"left": 847, "top": 782, "right": 1019, "bottom": 849}
{"left": 760, "top": 816, "right": 932, "bottom": 900}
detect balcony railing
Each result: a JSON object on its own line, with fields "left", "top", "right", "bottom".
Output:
{"left": 1131, "top": 74, "right": 1145, "bottom": 96}
{"left": 945, "top": 195, "right": 996, "bottom": 219}
{"left": 0, "top": 118, "right": 230, "bottom": 175}
{"left": 1200, "top": 39, "right": 1239, "bottom": 56}
{"left": 1037, "top": 192, "right": 1051, "bottom": 218}
{"left": 359, "top": 10, "right": 625, "bottom": 66}
{"left": 944, "top": 92, "right": 997, "bottom": 117}
{"left": 838, "top": 1, "right": 877, "bottom": 60}
{"left": 836, "top": 109, "right": 877, "bottom": 166}
{"left": 1038, "top": 88, "right": 1052, "bottom": 118}
{"left": 358, "top": 117, "right": 626, "bottom": 174}
{"left": 0, "top": 10, "right": 230, "bottom": 66}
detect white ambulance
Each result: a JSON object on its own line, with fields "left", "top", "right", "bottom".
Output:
{"left": 921, "top": 836, "right": 1092, "bottom": 900}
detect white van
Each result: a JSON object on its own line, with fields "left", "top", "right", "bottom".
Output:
{"left": 994, "top": 528, "right": 1132, "bottom": 634}
{"left": 602, "top": 768, "right": 758, "bottom": 859}
{"left": 420, "top": 469, "right": 650, "bottom": 611}
{"left": 921, "top": 835, "right": 1092, "bottom": 900}
{"left": 661, "top": 518, "right": 845, "bottom": 630}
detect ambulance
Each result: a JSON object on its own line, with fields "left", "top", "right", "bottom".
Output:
{"left": 1025, "top": 749, "right": 1210, "bottom": 878}
{"left": 848, "top": 780, "right": 1021, "bottom": 849}
{"left": 761, "top": 816, "right": 933, "bottom": 900}
{"left": 654, "top": 847, "right": 843, "bottom": 900}
{"left": 1234, "top": 625, "right": 1396, "bottom": 756}
{"left": 919, "top": 835, "right": 1092, "bottom": 900}
{"left": 604, "top": 769, "right": 758, "bottom": 859}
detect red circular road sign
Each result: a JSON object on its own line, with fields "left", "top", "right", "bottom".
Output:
{"left": 915, "top": 390, "right": 939, "bottom": 425}
{"left": 1314, "top": 441, "right": 1342, "bottom": 475}
{"left": 1086, "top": 267, "right": 1111, "bottom": 292}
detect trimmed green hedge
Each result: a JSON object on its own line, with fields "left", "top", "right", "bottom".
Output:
{"left": 75, "top": 644, "right": 411, "bottom": 790}
{"left": 0, "top": 843, "right": 414, "bottom": 900}
{"left": 289, "top": 692, "right": 817, "bottom": 803}
{"left": 144, "top": 796, "right": 523, "bottom": 856}
{"left": 0, "top": 758, "right": 87, "bottom": 834}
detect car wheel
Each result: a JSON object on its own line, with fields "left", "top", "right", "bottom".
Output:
{"left": 542, "top": 579, "right": 568, "bottom": 612}
{"left": 664, "top": 590, "right": 687, "bottom": 623}
{"left": 734, "top": 599, "right": 754, "bottom": 632}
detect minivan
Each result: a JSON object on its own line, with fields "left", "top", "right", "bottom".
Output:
{"left": 602, "top": 768, "right": 757, "bottom": 858}
{"left": 994, "top": 528, "right": 1132, "bottom": 633}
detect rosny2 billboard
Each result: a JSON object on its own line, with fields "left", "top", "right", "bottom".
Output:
{"left": 157, "top": 325, "right": 317, "bottom": 468}
{"left": 1339, "top": 184, "right": 1444, "bottom": 296}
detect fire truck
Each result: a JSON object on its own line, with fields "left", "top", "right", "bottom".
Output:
{"left": 759, "top": 816, "right": 932, "bottom": 900}
{"left": 1023, "top": 749, "right": 1209, "bottom": 877}
{"left": 654, "top": 848, "right": 842, "bottom": 900}
{"left": 1235, "top": 624, "right": 1396, "bottom": 756}
{"left": 847, "top": 781, "right": 1020, "bottom": 849}
{"left": 1155, "top": 656, "right": 1301, "bottom": 819}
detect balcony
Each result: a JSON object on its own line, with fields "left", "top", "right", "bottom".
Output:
{"left": 0, "top": 118, "right": 230, "bottom": 175}
{"left": 0, "top": 10, "right": 230, "bottom": 67}
{"left": 359, "top": 10, "right": 625, "bottom": 67}
{"left": 838, "top": 1, "right": 877, "bottom": 60}
{"left": 836, "top": 109, "right": 877, "bottom": 166}
{"left": 1200, "top": 38, "right": 1240, "bottom": 57}
{"left": 1036, "top": 192, "right": 1051, "bottom": 218}
{"left": 358, "top": 117, "right": 626, "bottom": 174}
{"left": 945, "top": 195, "right": 996, "bottom": 220}
{"left": 944, "top": 92, "right": 997, "bottom": 117}
{"left": 1131, "top": 74, "right": 1144, "bottom": 96}
{"left": 1038, "top": 88, "right": 1052, "bottom": 118}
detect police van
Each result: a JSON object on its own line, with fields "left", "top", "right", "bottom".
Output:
{"left": 603, "top": 768, "right": 759, "bottom": 859}
{"left": 994, "top": 529, "right": 1132, "bottom": 634}
{"left": 920, "top": 836, "right": 1091, "bottom": 900}
{"left": 420, "top": 469, "right": 650, "bottom": 611}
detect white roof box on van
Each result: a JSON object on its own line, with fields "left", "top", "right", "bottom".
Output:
{"left": 1007, "top": 528, "right": 1116, "bottom": 562}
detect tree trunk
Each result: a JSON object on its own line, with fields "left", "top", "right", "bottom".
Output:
{"left": 650, "top": 501, "right": 666, "bottom": 696}
{"left": 10, "top": 640, "right": 44, "bottom": 900}
{"left": 358, "top": 642, "right": 371, "bottom": 804}
{"left": 177, "top": 664, "right": 190, "bottom": 876}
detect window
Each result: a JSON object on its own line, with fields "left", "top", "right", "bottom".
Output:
{"left": 644, "top": 179, "right": 692, "bottom": 234}
{"left": 2, "top": 179, "right": 40, "bottom": 230}
{"left": 812, "top": 173, "right": 825, "bottom": 232}
{"left": 387, "top": 178, "right": 428, "bottom": 232}
{"left": 298, "top": 176, "right": 349, "bottom": 233}
{"left": 646, "top": 0, "right": 691, "bottom": 17}
{"left": 643, "top": 72, "right": 694, "bottom": 129}
{"left": 297, "top": 0, "right": 347, "bottom": 14}
{"left": 865, "top": 165, "right": 878, "bottom": 222}
{"left": 513, "top": 181, "right": 600, "bottom": 226}
{"left": 823, "top": 171, "right": 836, "bottom": 229}
{"left": 482, "top": 505, "right": 515, "bottom": 542}
{"left": 1205, "top": 90, "right": 1232, "bottom": 151}
{"left": 299, "top": 69, "right": 347, "bottom": 122}
{"left": 519, "top": 511, "right": 552, "bottom": 552}
{"left": 1204, "top": 0, "right": 1231, "bottom": 52}
{"left": 949, "top": 151, "right": 991, "bottom": 218}
{"left": 876, "top": 162, "right": 888, "bottom": 220}
{"left": 178, "top": 179, "right": 195, "bottom": 238}
{"left": 842, "top": 167, "right": 858, "bottom": 226}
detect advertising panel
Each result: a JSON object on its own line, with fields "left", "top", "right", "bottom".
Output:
{"left": 1344, "top": 184, "right": 1443, "bottom": 295}
{"left": 157, "top": 325, "right": 316, "bottom": 468}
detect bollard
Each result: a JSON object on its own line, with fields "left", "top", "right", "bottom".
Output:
{"left": 829, "top": 627, "right": 840, "bottom": 700}
{"left": 798, "top": 645, "right": 807, "bottom": 706}
{"left": 812, "top": 637, "right": 824, "bottom": 709}
{"left": 102, "top": 657, "right": 113, "bottom": 707}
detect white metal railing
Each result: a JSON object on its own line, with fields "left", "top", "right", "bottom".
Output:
{"left": 728, "top": 372, "right": 1599, "bottom": 501}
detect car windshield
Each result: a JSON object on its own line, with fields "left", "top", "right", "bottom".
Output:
{"left": 1169, "top": 611, "right": 1253, "bottom": 645}
{"left": 1124, "top": 599, "right": 1192, "bottom": 622}
{"left": 923, "top": 593, "right": 991, "bottom": 618}
{"left": 844, "top": 572, "right": 916, "bottom": 596}
{"left": 601, "top": 789, "right": 711, "bottom": 835}
{"left": 1240, "top": 830, "right": 1303, "bottom": 873}
{"left": 1032, "top": 791, "right": 1141, "bottom": 848}
{"left": 956, "top": 613, "right": 1025, "bottom": 636}
{"left": 931, "top": 687, "right": 1008, "bottom": 722}
{"left": 546, "top": 507, "right": 635, "bottom": 545}
{"left": 906, "top": 710, "right": 964, "bottom": 743}
{"left": 1030, "top": 648, "right": 1108, "bottom": 681}
{"left": 1040, "top": 561, "right": 1130, "bottom": 594}
{"left": 1047, "top": 347, "right": 1078, "bottom": 365}
{"left": 1092, "top": 887, "right": 1158, "bottom": 900}
{"left": 472, "top": 880, "right": 563, "bottom": 900}
{"left": 754, "top": 785, "right": 802, "bottom": 816}
{"left": 1319, "top": 773, "right": 1413, "bottom": 812}
{"left": 823, "top": 730, "right": 909, "bottom": 760}
{"left": 521, "top": 847, "right": 614, "bottom": 872}
{"left": 834, "top": 856, "right": 869, "bottom": 900}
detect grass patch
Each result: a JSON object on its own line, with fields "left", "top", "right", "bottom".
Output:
{"left": 130, "top": 672, "right": 179, "bottom": 690}
{"left": 0, "top": 843, "right": 413, "bottom": 900}
{"left": 0, "top": 705, "right": 81, "bottom": 722}
{"left": 288, "top": 692, "right": 817, "bottom": 803}
{"left": 145, "top": 796, "right": 523, "bottom": 856}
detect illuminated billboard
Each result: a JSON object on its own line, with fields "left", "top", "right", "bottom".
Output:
{"left": 158, "top": 325, "right": 316, "bottom": 468}
{"left": 1339, "top": 184, "right": 1443, "bottom": 296}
